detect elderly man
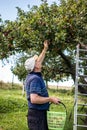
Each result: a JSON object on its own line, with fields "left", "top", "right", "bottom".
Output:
{"left": 25, "top": 40, "right": 60, "bottom": 130}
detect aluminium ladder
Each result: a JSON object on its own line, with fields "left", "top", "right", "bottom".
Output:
{"left": 73, "top": 45, "right": 87, "bottom": 130}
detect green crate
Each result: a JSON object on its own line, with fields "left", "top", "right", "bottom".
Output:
{"left": 47, "top": 111, "right": 66, "bottom": 130}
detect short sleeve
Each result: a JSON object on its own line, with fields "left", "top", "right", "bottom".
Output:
{"left": 30, "top": 78, "right": 42, "bottom": 95}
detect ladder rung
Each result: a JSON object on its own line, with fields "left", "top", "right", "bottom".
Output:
{"left": 77, "top": 124, "right": 87, "bottom": 128}
{"left": 79, "top": 57, "right": 87, "bottom": 60}
{"left": 78, "top": 93, "right": 87, "bottom": 96}
{"left": 78, "top": 74, "right": 87, "bottom": 77}
{"left": 78, "top": 103, "right": 87, "bottom": 106}
{"left": 79, "top": 66, "right": 87, "bottom": 69}
{"left": 78, "top": 83, "right": 87, "bottom": 87}
{"left": 77, "top": 114, "right": 87, "bottom": 117}
{"left": 79, "top": 49, "right": 87, "bottom": 52}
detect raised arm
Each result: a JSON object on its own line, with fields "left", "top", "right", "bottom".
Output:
{"left": 37, "top": 40, "right": 49, "bottom": 64}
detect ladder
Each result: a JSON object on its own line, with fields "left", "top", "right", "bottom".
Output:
{"left": 73, "top": 45, "right": 87, "bottom": 130}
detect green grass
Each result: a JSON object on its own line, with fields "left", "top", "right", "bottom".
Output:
{"left": 0, "top": 112, "right": 28, "bottom": 130}
{"left": 0, "top": 89, "right": 28, "bottom": 130}
{"left": 0, "top": 88, "right": 87, "bottom": 130}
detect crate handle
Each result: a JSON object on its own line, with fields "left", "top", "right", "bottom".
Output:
{"left": 49, "top": 101, "right": 67, "bottom": 115}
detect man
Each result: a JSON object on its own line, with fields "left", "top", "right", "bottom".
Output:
{"left": 25, "top": 40, "right": 60, "bottom": 130}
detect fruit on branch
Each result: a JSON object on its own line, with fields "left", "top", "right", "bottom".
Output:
{"left": 3, "top": 30, "right": 12, "bottom": 37}
{"left": 7, "top": 43, "right": 14, "bottom": 51}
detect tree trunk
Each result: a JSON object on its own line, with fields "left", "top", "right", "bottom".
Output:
{"left": 58, "top": 49, "right": 87, "bottom": 93}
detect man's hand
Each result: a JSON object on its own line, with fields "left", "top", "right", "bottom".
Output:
{"left": 50, "top": 97, "right": 60, "bottom": 104}
{"left": 44, "top": 40, "right": 50, "bottom": 51}
{"left": 36, "top": 40, "right": 50, "bottom": 64}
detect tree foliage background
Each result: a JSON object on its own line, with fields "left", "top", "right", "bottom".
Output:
{"left": 0, "top": 0, "right": 87, "bottom": 90}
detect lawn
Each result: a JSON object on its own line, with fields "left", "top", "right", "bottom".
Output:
{"left": 0, "top": 88, "right": 86, "bottom": 130}
{"left": 0, "top": 89, "right": 28, "bottom": 130}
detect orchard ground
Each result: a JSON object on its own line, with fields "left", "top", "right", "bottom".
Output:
{"left": 0, "top": 82, "right": 86, "bottom": 130}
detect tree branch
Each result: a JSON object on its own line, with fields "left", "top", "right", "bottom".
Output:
{"left": 58, "top": 50, "right": 75, "bottom": 81}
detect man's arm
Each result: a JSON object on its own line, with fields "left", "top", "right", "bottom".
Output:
{"left": 30, "top": 94, "right": 60, "bottom": 104}
{"left": 37, "top": 40, "right": 49, "bottom": 64}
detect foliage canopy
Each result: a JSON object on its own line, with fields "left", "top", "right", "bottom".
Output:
{"left": 0, "top": 0, "right": 87, "bottom": 84}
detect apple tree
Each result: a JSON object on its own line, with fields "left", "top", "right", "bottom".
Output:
{"left": 0, "top": 0, "right": 87, "bottom": 92}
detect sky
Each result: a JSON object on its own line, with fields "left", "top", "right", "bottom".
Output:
{"left": 0, "top": 0, "right": 41, "bottom": 21}
{"left": 0, "top": 0, "right": 74, "bottom": 86}
{"left": 0, "top": 0, "right": 59, "bottom": 21}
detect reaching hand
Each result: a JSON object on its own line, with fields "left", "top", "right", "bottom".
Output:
{"left": 44, "top": 40, "right": 50, "bottom": 50}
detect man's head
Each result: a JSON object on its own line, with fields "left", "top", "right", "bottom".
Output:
{"left": 25, "top": 55, "right": 38, "bottom": 71}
